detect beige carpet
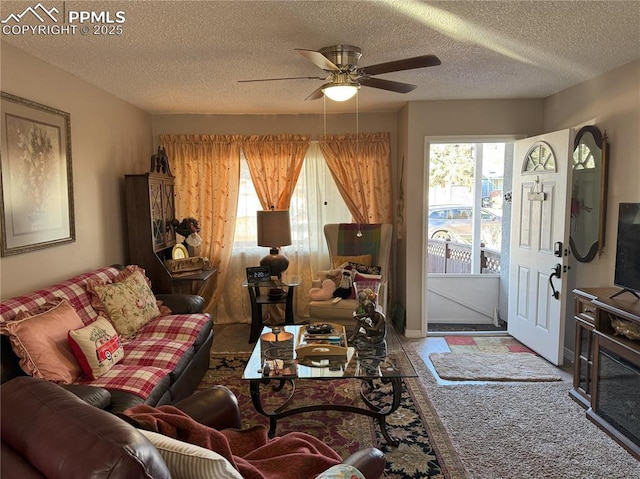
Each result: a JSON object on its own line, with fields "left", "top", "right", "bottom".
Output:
{"left": 406, "top": 344, "right": 640, "bottom": 479}
{"left": 429, "top": 352, "right": 563, "bottom": 382}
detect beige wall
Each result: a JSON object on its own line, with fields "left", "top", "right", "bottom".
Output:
{"left": 544, "top": 59, "right": 640, "bottom": 355}
{"left": 0, "top": 42, "right": 152, "bottom": 299}
{"left": 401, "top": 99, "right": 544, "bottom": 335}
{"left": 543, "top": 59, "right": 640, "bottom": 289}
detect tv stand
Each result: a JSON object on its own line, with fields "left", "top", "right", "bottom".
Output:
{"left": 571, "top": 288, "right": 640, "bottom": 460}
{"left": 610, "top": 288, "right": 640, "bottom": 300}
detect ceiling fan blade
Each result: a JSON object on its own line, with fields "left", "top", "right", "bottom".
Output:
{"left": 359, "top": 77, "right": 417, "bottom": 93}
{"left": 304, "top": 85, "right": 326, "bottom": 101}
{"left": 238, "top": 76, "right": 325, "bottom": 83}
{"left": 295, "top": 48, "right": 341, "bottom": 72}
{"left": 358, "top": 54, "right": 441, "bottom": 76}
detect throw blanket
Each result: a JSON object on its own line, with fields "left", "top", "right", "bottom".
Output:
{"left": 337, "top": 224, "right": 382, "bottom": 263}
{"left": 124, "top": 405, "right": 342, "bottom": 479}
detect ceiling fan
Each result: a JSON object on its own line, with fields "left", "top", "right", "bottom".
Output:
{"left": 238, "top": 45, "right": 441, "bottom": 101}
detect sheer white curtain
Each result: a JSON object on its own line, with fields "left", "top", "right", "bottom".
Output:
{"left": 215, "top": 143, "right": 351, "bottom": 324}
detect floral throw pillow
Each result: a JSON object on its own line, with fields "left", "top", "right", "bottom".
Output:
{"left": 88, "top": 270, "right": 161, "bottom": 339}
{"left": 115, "top": 265, "right": 171, "bottom": 316}
{"left": 68, "top": 317, "right": 125, "bottom": 379}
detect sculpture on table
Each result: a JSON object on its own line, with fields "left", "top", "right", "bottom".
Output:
{"left": 350, "top": 300, "right": 386, "bottom": 346}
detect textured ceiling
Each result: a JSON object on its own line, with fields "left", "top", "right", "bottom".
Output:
{"left": 1, "top": 0, "right": 639, "bottom": 114}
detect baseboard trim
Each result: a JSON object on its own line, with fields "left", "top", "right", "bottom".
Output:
{"left": 404, "top": 328, "right": 425, "bottom": 338}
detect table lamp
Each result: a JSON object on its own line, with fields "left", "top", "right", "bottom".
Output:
{"left": 257, "top": 209, "right": 292, "bottom": 279}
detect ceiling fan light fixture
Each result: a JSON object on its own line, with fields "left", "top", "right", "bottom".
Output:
{"left": 322, "top": 83, "right": 359, "bottom": 102}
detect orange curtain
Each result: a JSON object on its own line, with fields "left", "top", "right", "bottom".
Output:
{"left": 160, "top": 134, "right": 242, "bottom": 316}
{"left": 242, "top": 134, "right": 310, "bottom": 209}
{"left": 319, "top": 132, "right": 393, "bottom": 224}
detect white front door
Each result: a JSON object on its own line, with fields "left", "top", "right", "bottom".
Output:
{"left": 508, "top": 130, "right": 572, "bottom": 365}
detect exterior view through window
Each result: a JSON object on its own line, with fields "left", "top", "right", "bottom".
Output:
{"left": 428, "top": 142, "right": 507, "bottom": 274}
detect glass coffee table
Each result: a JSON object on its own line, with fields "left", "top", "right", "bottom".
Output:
{"left": 242, "top": 323, "right": 417, "bottom": 445}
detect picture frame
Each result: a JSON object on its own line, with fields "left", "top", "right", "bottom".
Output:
{"left": 0, "top": 92, "right": 75, "bottom": 256}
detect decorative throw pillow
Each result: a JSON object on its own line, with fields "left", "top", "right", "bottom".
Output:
{"left": 0, "top": 299, "right": 84, "bottom": 383}
{"left": 68, "top": 317, "right": 125, "bottom": 379}
{"left": 115, "top": 265, "right": 172, "bottom": 316}
{"left": 353, "top": 271, "right": 382, "bottom": 285}
{"left": 331, "top": 254, "right": 372, "bottom": 269}
{"left": 348, "top": 262, "right": 382, "bottom": 275}
{"left": 316, "top": 464, "right": 366, "bottom": 479}
{"left": 88, "top": 270, "right": 161, "bottom": 339}
{"left": 138, "top": 429, "right": 243, "bottom": 479}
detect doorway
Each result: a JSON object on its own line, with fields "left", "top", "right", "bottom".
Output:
{"left": 424, "top": 138, "right": 515, "bottom": 334}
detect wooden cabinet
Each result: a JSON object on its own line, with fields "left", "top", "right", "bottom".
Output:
{"left": 125, "top": 148, "right": 216, "bottom": 296}
{"left": 570, "top": 291, "right": 598, "bottom": 408}
{"left": 571, "top": 287, "right": 640, "bottom": 459}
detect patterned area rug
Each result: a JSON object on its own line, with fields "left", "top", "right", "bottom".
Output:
{"left": 443, "top": 336, "right": 533, "bottom": 353}
{"left": 199, "top": 354, "right": 466, "bottom": 479}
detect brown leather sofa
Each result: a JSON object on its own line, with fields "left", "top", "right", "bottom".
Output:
{"left": 1, "top": 376, "right": 385, "bottom": 479}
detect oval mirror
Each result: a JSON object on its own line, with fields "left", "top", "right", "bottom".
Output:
{"left": 569, "top": 125, "right": 609, "bottom": 262}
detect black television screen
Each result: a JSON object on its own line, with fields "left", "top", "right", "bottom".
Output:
{"left": 613, "top": 202, "right": 640, "bottom": 297}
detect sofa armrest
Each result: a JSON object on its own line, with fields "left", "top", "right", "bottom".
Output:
{"left": 342, "top": 448, "right": 385, "bottom": 479}
{"left": 60, "top": 384, "right": 111, "bottom": 409}
{"left": 2, "top": 377, "right": 170, "bottom": 479}
{"left": 173, "top": 385, "right": 241, "bottom": 430}
{"left": 155, "top": 294, "right": 204, "bottom": 314}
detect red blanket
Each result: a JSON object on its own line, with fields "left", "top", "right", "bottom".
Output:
{"left": 124, "top": 405, "right": 342, "bottom": 479}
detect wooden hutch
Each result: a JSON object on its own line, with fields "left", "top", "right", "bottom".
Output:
{"left": 124, "top": 148, "right": 216, "bottom": 295}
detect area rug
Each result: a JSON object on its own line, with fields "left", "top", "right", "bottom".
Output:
{"left": 199, "top": 353, "right": 466, "bottom": 479}
{"left": 428, "top": 352, "right": 562, "bottom": 382}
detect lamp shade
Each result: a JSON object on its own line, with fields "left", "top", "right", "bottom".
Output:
{"left": 257, "top": 210, "right": 292, "bottom": 247}
{"left": 322, "top": 84, "right": 359, "bottom": 102}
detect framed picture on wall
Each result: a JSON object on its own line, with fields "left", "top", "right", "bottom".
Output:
{"left": 0, "top": 92, "right": 75, "bottom": 256}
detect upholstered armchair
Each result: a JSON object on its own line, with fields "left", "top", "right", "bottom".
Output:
{"left": 308, "top": 223, "right": 392, "bottom": 325}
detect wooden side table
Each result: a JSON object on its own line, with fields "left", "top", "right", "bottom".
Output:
{"left": 243, "top": 277, "right": 300, "bottom": 343}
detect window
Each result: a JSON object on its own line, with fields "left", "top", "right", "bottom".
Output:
{"left": 216, "top": 143, "right": 351, "bottom": 323}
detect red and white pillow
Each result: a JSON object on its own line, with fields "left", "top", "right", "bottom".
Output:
{"left": 68, "top": 317, "right": 125, "bottom": 380}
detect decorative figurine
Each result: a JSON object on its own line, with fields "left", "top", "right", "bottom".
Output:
{"left": 350, "top": 300, "right": 386, "bottom": 345}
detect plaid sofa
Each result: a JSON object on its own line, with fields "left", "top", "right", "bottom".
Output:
{"left": 0, "top": 266, "right": 213, "bottom": 413}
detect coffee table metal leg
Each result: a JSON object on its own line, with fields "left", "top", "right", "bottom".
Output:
{"left": 249, "top": 378, "right": 296, "bottom": 438}
{"left": 249, "top": 376, "right": 403, "bottom": 446}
